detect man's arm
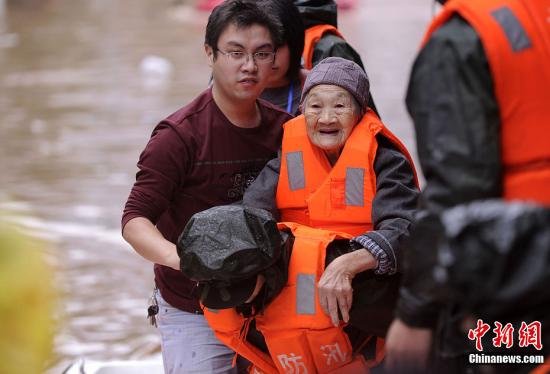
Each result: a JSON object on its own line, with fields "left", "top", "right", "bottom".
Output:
{"left": 121, "top": 121, "right": 191, "bottom": 269}
{"left": 398, "top": 13, "right": 500, "bottom": 329}
{"left": 407, "top": 16, "right": 501, "bottom": 213}
{"left": 123, "top": 217, "right": 180, "bottom": 270}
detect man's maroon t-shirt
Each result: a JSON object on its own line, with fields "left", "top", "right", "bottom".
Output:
{"left": 122, "top": 88, "right": 291, "bottom": 313}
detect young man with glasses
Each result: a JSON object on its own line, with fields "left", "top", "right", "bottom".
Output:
{"left": 121, "top": 1, "right": 290, "bottom": 373}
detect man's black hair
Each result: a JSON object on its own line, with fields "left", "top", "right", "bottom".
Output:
{"left": 259, "top": 0, "right": 305, "bottom": 82}
{"left": 205, "top": 0, "right": 284, "bottom": 60}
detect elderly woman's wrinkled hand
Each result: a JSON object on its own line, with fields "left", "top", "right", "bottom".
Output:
{"left": 317, "top": 255, "right": 354, "bottom": 326}
{"left": 317, "top": 248, "right": 378, "bottom": 326}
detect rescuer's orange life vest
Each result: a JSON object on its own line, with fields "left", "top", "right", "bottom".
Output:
{"left": 302, "top": 24, "right": 344, "bottom": 70}
{"left": 423, "top": 0, "right": 550, "bottom": 206}
{"left": 275, "top": 111, "right": 418, "bottom": 237}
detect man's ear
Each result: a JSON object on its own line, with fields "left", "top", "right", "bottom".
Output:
{"left": 205, "top": 44, "right": 214, "bottom": 67}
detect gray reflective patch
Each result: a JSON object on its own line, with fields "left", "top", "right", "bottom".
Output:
{"left": 296, "top": 273, "right": 315, "bottom": 315}
{"left": 286, "top": 151, "right": 305, "bottom": 191}
{"left": 346, "top": 167, "right": 364, "bottom": 206}
{"left": 491, "top": 6, "right": 532, "bottom": 52}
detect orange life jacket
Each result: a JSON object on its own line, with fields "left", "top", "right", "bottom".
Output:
{"left": 423, "top": 0, "right": 550, "bottom": 206}
{"left": 302, "top": 25, "right": 344, "bottom": 70}
{"left": 203, "top": 223, "right": 384, "bottom": 373}
{"left": 275, "top": 111, "right": 418, "bottom": 237}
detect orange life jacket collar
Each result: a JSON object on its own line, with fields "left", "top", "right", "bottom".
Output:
{"left": 303, "top": 24, "right": 344, "bottom": 70}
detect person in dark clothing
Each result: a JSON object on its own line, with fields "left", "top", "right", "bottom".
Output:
{"left": 259, "top": 0, "right": 305, "bottom": 115}
{"left": 121, "top": 1, "right": 291, "bottom": 373}
{"left": 385, "top": 0, "right": 550, "bottom": 372}
{"left": 293, "top": 0, "right": 379, "bottom": 115}
{"left": 293, "top": 0, "right": 364, "bottom": 69}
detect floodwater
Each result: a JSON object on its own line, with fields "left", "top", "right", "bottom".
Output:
{"left": 0, "top": 0, "right": 431, "bottom": 371}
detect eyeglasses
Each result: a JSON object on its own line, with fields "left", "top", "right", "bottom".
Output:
{"left": 215, "top": 49, "right": 276, "bottom": 65}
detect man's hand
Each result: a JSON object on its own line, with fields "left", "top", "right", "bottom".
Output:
{"left": 385, "top": 318, "right": 433, "bottom": 371}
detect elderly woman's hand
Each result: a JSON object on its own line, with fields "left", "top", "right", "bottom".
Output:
{"left": 317, "top": 247, "right": 378, "bottom": 326}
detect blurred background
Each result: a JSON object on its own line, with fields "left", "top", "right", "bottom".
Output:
{"left": 0, "top": 0, "right": 432, "bottom": 371}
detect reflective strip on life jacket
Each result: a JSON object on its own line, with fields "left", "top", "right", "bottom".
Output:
{"left": 303, "top": 24, "right": 344, "bottom": 69}
{"left": 286, "top": 151, "right": 306, "bottom": 191}
{"left": 422, "top": 0, "right": 550, "bottom": 206}
{"left": 296, "top": 272, "right": 316, "bottom": 315}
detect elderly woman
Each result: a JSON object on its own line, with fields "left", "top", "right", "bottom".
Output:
{"left": 244, "top": 56, "right": 419, "bottom": 328}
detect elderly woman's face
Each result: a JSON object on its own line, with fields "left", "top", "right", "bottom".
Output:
{"left": 303, "top": 85, "right": 361, "bottom": 163}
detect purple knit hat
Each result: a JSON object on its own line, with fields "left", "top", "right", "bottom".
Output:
{"left": 301, "top": 57, "right": 370, "bottom": 110}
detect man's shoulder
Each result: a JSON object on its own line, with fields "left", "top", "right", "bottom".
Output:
{"left": 164, "top": 88, "right": 214, "bottom": 127}
{"left": 430, "top": 14, "right": 479, "bottom": 45}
